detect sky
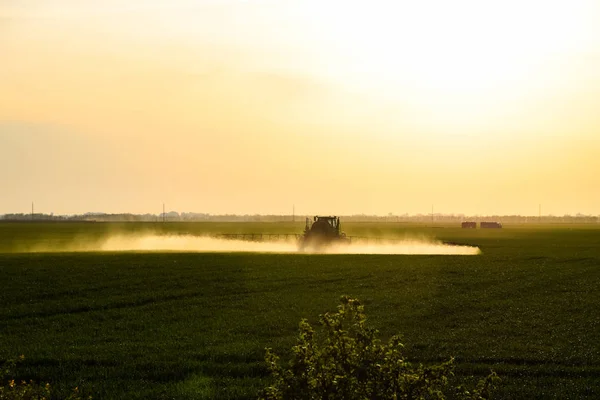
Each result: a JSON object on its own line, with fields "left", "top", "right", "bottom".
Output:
{"left": 1, "top": 0, "right": 600, "bottom": 216}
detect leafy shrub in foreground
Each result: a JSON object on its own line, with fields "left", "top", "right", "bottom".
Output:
{"left": 259, "top": 296, "right": 499, "bottom": 400}
{"left": 0, "top": 356, "right": 88, "bottom": 400}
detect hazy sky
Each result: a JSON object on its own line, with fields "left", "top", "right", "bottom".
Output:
{"left": 2, "top": 0, "right": 600, "bottom": 216}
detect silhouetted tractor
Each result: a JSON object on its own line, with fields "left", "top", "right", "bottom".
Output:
{"left": 299, "top": 216, "right": 350, "bottom": 250}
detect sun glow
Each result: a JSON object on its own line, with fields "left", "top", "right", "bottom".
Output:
{"left": 313, "top": 1, "right": 593, "bottom": 89}
{"left": 300, "top": 0, "right": 598, "bottom": 138}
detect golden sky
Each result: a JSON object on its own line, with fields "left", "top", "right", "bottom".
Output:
{"left": 1, "top": 0, "right": 600, "bottom": 216}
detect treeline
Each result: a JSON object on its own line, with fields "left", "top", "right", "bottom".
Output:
{"left": 1, "top": 212, "right": 599, "bottom": 223}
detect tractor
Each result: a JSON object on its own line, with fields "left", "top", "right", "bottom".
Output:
{"left": 298, "top": 216, "right": 350, "bottom": 251}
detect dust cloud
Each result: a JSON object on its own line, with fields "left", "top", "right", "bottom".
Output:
{"left": 24, "top": 235, "right": 480, "bottom": 255}
{"left": 320, "top": 240, "right": 481, "bottom": 255}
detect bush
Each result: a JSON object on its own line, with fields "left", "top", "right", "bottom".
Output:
{"left": 259, "top": 296, "right": 499, "bottom": 400}
{"left": 0, "top": 356, "right": 88, "bottom": 400}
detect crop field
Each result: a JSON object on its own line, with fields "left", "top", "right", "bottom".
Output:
{"left": 1, "top": 221, "right": 600, "bottom": 399}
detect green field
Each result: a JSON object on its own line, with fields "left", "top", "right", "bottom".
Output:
{"left": 1, "top": 222, "right": 600, "bottom": 399}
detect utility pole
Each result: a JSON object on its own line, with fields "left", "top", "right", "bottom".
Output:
{"left": 31, "top": 202, "right": 34, "bottom": 221}
{"left": 293, "top": 204, "right": 295, "bottom": 222}
{"left": 431, "top": 204, "right": 434, "bottom": 225}
{"left": 163, "top": 203, "right": 165, "bottom": 223}
{"left": 539, "top": 204, "right": 541, "bottom": 223}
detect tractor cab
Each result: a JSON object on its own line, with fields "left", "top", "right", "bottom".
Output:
{"left": 305, "top": 216, "right": 341, "bottom": 236}
{"left": 300, "top": 216, "right": 348, "bottom": 250}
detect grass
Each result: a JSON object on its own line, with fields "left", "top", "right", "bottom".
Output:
{"left": 1, "top": 222, "right": 600, "bottom": 398}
